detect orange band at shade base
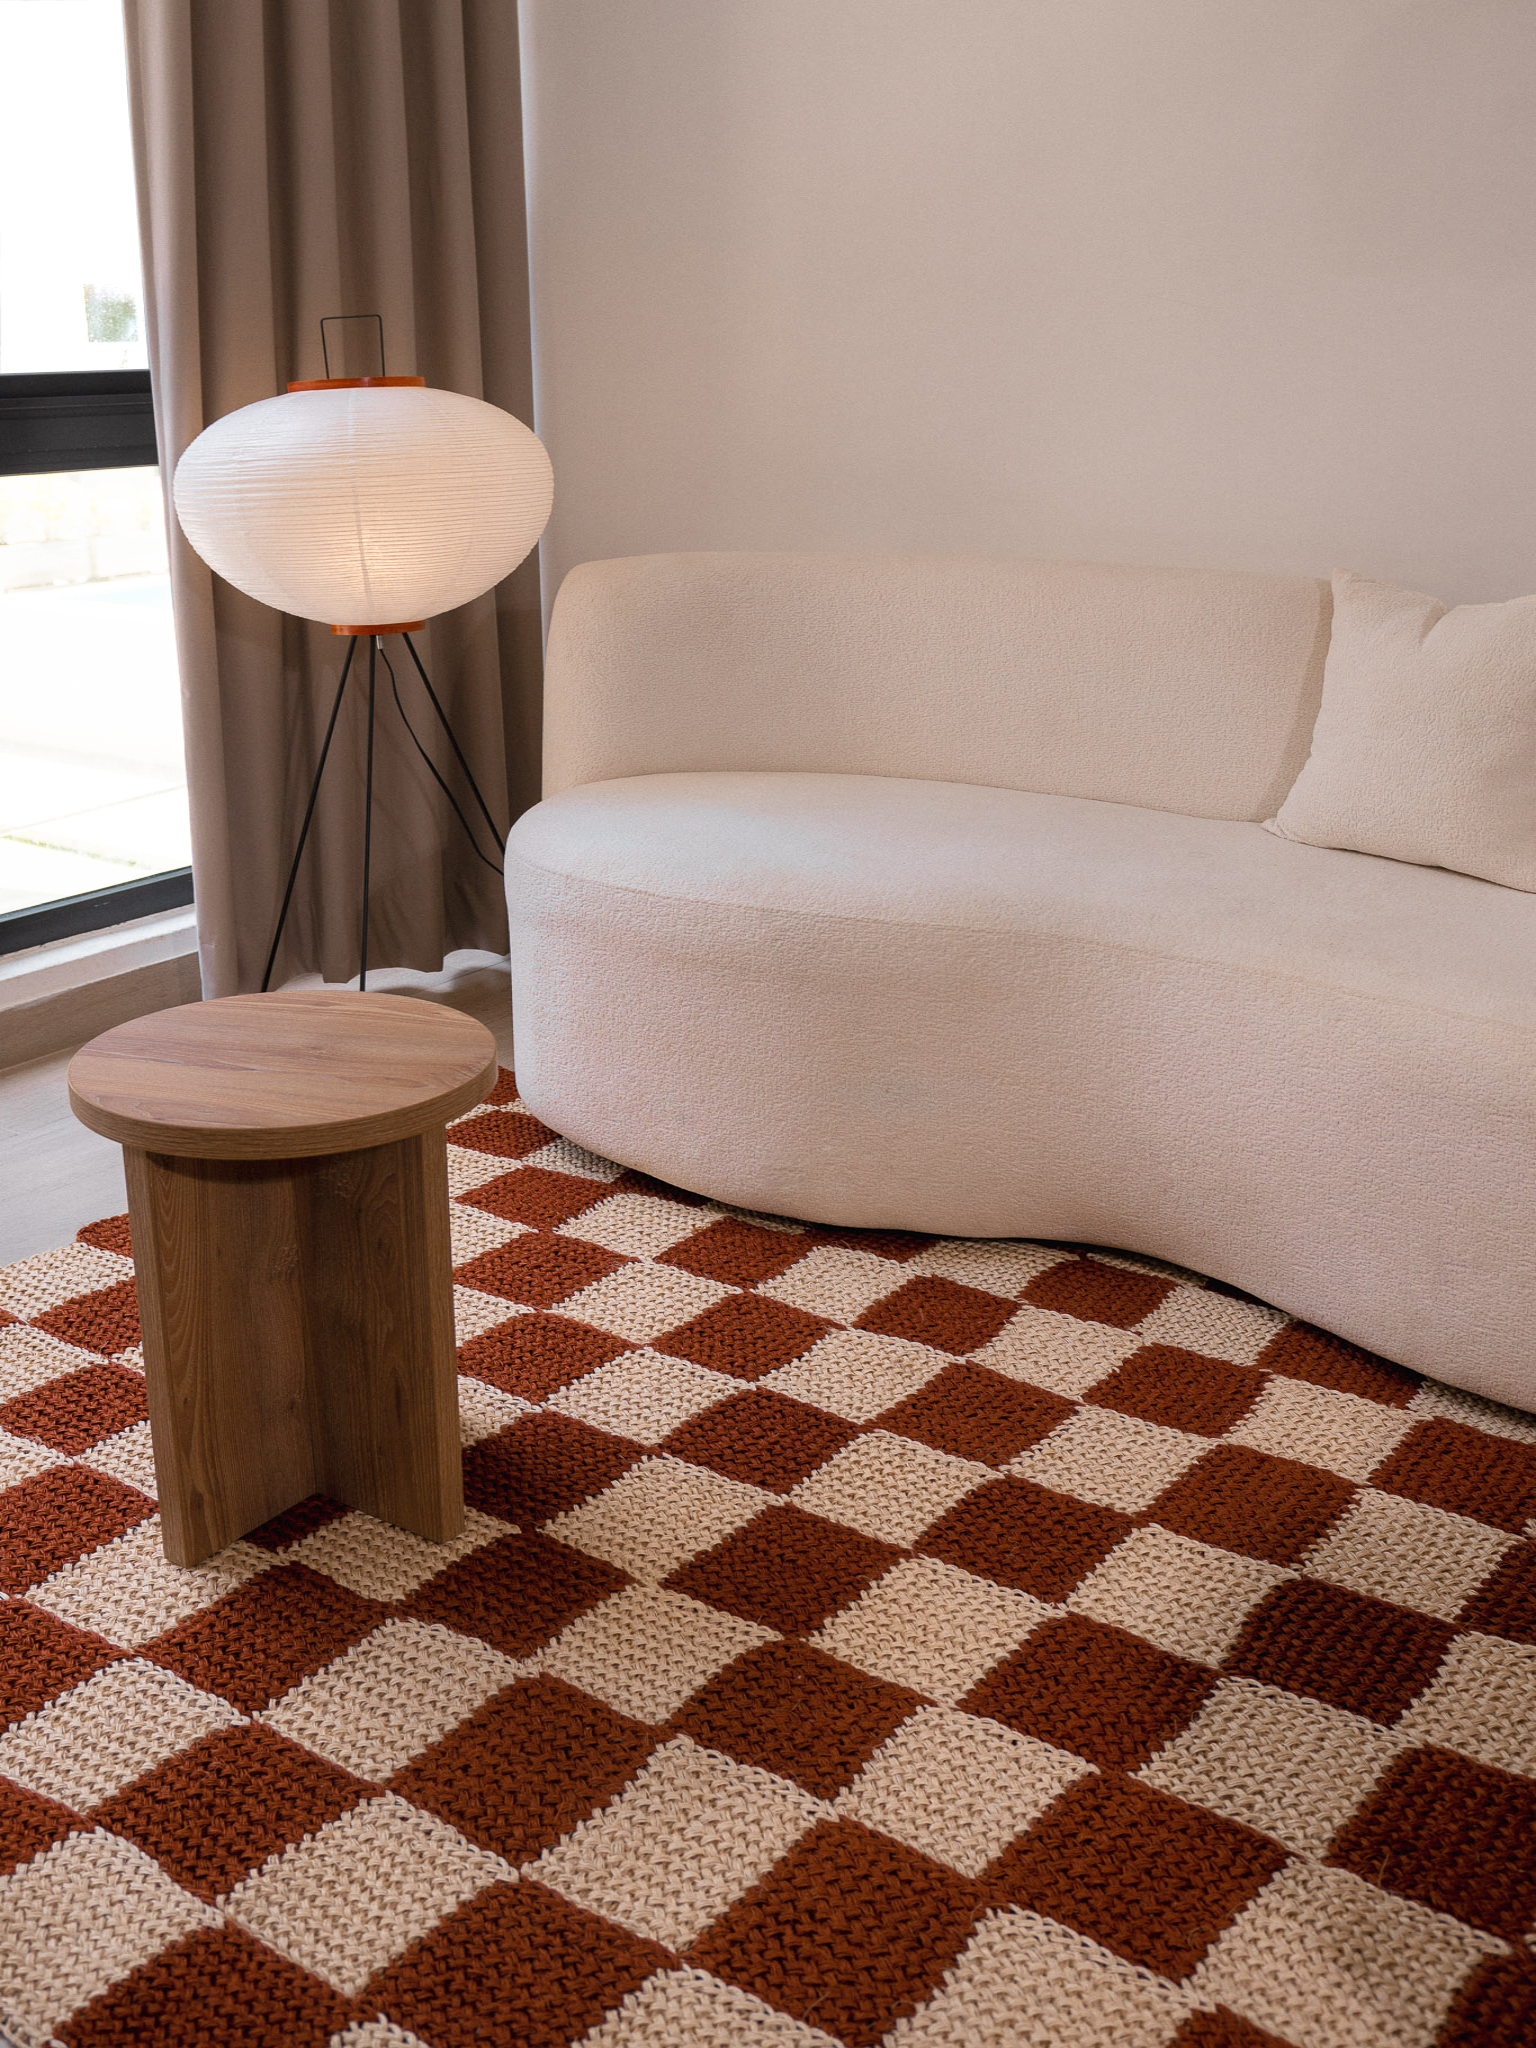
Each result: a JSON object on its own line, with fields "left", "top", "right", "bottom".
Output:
{"left": 287, "top": 375, "right": 427, "bottom": 391}
{"left": 331, "top": 623, "right": 426, "bottom": 636}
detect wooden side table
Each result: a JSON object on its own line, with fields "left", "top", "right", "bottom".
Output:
{"left": 68, "top": 990, "right": 499, "bottom": 1566}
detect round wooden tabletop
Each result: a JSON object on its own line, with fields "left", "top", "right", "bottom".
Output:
{"left": 68, "top": 990, "right": 501, "bottom": 1160}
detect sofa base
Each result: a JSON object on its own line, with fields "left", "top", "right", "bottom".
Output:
{"left": 508, "top": 773, "right": 1536, "bottom": 1412}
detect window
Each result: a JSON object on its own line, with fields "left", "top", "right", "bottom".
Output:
{"left": 0, "top": 0, "right": 192, "bottom": 954}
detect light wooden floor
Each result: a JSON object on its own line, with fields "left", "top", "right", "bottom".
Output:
{"left": 0, "top": 957, "right": 514, "bottom": 1267}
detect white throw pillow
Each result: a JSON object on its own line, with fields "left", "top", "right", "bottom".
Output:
{"left": 1267, "top": 570, "right": 1536, "bottom": 891}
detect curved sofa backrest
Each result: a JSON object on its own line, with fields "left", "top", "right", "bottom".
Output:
{"left": 543, "top": 550, "right": 1331, "bottom": 822}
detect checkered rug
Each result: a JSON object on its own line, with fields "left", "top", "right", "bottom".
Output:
{"left": 3, "top": 1069, "right": 1536, "bottom": 2048}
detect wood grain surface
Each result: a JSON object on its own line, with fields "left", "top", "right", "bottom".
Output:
{"left": 127, "top": 1147, "right": 317, "bottom": 1564}
{"left": 300, "top": 1128, "right": 463, "bottom": 1544}
{"left": 127, "top": 1132, "right": 464, "bottom": 1565}
{"left": 67, "top": 990, "right": 498, "bottom": 1159}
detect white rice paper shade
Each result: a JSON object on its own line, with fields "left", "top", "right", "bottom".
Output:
{"left": 172, "top": 385, "right": 553, "bottom": 625}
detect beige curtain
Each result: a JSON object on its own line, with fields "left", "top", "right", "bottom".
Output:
{"left": 122, "top": 0, "right": 542, "bottom": 996}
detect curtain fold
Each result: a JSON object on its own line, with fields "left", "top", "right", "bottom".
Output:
{"left": 122, "top": 0, "right": 541, "bottom": 996}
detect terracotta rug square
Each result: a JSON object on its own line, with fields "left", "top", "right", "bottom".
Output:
{"left": 367, "top": 1879, "right": 669, "bottom": 2048}
{"left": 666, "top": 1503, "right": 903, "bottom": 1636}
{"left": 0, "top": 1360, "right": 147, "bottom": 1455}
{"left": 986, "top": 1772, "right": 1288, "bottom": 1980}
{"left": 90, "top": 1724, "right": 369, "bottom": 1901}
{"left": 59, "top": 1923, "right": 354, "bottom": 2048}
{"left": 856, "top": 1274, "right": 1017, "bottom": 1355}
{"left": 1151, "top": 1443, "right": 1357, "bottom": 1566}
{"left": 662, "top": 1385, "right": 859, "bottom": 1492}
{"left": 1086, "top": 1343, "right": 1266, "bottom": 1436}
{"left": 454, "top": 1232, "right": 627, "bottom": 1308}
{"left": 961, "top": 1610, "right": 1215, "bottom": 1772}
{"left": 919, "top": 1474, "right": 1134, "bottom": 1600}
{"left": 389, "top": 1674, "right": 655, "bottom": 1865}
{"left": 1458, "top": 1542, "right": 1536, "bottom": 1645}
{"left": 0, "top": 1777, "right": 79, "bottom": 1876}
{"left": 141, "top": 1565, "right": 391, "bottom": 1716}
{"left": 458, "top": 1162, "right": 613, "bottom": 1229}
{"left": 403, "top": 1529, "right": 626, "bottom": 1658}
{"left": 1254, "top": 1322, "right": 1418, "bottom": 1407}
{"left": 877, "top": 1358, "right": 1073, "bottom": 1467}
{"left": 457, "top": 1311, "right": 630, "bottom": 1402}
{"left": 671, "top": 1639, "right": 922, "bottom": 1798}
{"left": 446, "top": 1106, "right": 556, "bottom": 1160}
{"left": 687, "top": 1816, "right": 988, "bottom": 2047}
{"left": 1225, "top": 1578, "right": 1455, "bottom": 1724}
{"left": 32, "top": 1278, "right": 141, "bottom": 1357}
{"left": 1, "top": 1601, "right": 120, "bottom": 1724}
{"left": 1023, "top": 1254, "right": 1176, "bottom": 1327}
{"left": 2, "top": 1465, "right": 154, "bottom": 1594}
{"left": 655, "top": 1289, "right": 834, "bottom": 1378}
{"left": 1371, "top": 1418, "right": 1536, "bottom": 1534}
{"left": 460, "top": 1410, "right": 640, "bottom": 1522}
{"left": 1325, "top": 1745, "right": 1536, "bottom": 1939}
{"left": 660, "top": 1215, "right": 812, "bottom": 1286}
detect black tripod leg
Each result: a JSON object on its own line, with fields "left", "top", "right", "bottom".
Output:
{"left": 379, "top": 644, "right": 501, "bottom": 873}
{"left": 260, "top": 636, "right": 358, "bottom": 993}
{"left": 400, "top": 632, "right": 506, "bottom": 853}
{"left": 359, "top": 636, "right": 377, "bottom": 991}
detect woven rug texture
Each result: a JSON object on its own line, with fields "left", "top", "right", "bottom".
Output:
{"left": 2, "top": 1069, "right": 1536, "bottom": 2048}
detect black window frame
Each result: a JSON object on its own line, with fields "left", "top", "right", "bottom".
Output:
{"left": 0, "top": 368, "right": 193, "bottom": 956}
{"left": 0, "top": 368, "right": 159, "bottom": 475}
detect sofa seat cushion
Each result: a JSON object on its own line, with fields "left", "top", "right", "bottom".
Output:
{"left": 512, "top": 771, "right": 1536, "bottom": 1030}
{"left": 506, "top": 771, "right": 1536, "bottom": 1406}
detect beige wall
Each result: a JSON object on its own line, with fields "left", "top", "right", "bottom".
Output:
{"left": 521, "top": 0, "right": 1536, "bottom": 609}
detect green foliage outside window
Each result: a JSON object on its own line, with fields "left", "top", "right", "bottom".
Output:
{"left": 83, "top": 284, "right": 138, "bottom": 344}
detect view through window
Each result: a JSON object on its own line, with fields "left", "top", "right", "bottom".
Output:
{"left": 0, "top": 0, "right": 190, "bottom": 935}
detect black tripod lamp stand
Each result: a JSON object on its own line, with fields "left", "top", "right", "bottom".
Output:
{"left": 258, "top": 626, "right": 509, "bottom": 992}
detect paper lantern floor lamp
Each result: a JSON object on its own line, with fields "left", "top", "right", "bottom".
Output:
{"left": 173, "top": 319, "right": 553, "bottom": 990}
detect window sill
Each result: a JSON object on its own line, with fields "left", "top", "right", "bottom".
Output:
{"left": 0, "top": 905, "right": 199, "bottom": 1070}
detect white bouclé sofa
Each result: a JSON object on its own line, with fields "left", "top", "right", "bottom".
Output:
{"left": 505, "top": 551, "right": 1536, "bottom": 1410}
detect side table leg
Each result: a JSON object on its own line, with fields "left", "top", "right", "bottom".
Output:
{"left": 298, "top": 1126, "right": 464, "bottom": 1544}
{"left": 124, "top": 1130, "right": 464, "bottom": 1568}
{"left": 125, "top": 1147, "right": 318, "bottom": 1566}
